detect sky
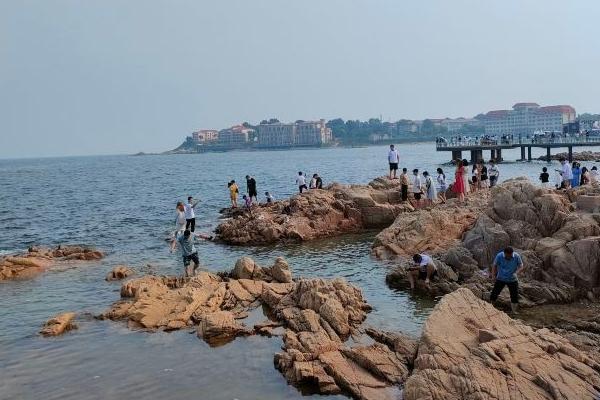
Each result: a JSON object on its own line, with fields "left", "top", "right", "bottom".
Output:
{"left": 1, "top": 0, "right": 599, "bottom": 158}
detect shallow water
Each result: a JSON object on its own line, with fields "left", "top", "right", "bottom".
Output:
{"left": 1, "top": 143, "right": 599, "bottom": 399}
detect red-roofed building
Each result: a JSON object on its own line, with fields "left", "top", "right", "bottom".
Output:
{"left": 482, "top": 103, "right": 576, "bottom": 135}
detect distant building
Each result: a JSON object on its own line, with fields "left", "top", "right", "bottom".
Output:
{"left": 217, "top": 125, "right": 254, "bottom": 148}
{"left": 482, "top": 103, "right": 576, "bottom": 136}
{"left": 440, "top": 117, "right": 482, "bottom": 133}
{"left": 257, "top": 120, "right": 332, "bottom": 148}
{"left": 192, "top": 129, "right": 218, "bottom": 142}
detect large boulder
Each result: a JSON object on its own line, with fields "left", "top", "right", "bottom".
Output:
{"left": 404, "top": 288, "right": 600, "bottom": 400}
{"left": 215, "top": 178, "right": 412, "bottom": 245}
{"left": 372, "top": 192, "right": 489, "bottom": 259}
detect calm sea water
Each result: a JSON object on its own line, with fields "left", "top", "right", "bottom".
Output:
{"left": 1, "top": 143, "right": 599, "bottom": 400}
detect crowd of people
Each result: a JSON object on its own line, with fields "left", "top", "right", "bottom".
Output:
{"left": 389, "top": 144, "right": 500, "bottom": 207}
{"left": 169, "top": 144, "right": 598, "bottom": 296}
{"left": 551, "top": 159, "right": 599, "bottom": 189}
{"left": 226, "top": 172, "right": 323, "bottom": 210}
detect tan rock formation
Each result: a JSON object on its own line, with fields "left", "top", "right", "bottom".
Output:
{"left": 40, "top": 312, "right": 77, "bottom": 336}
{"left": 386, "top": 178, "right": 600, "bottom": 307}
{"left": 105, "top": 265, "right": 134, "bottom": 281}
{"left": 215, "top": 177, "right": 413, "bottom": 245}
{"left": 100, "top": 257, "right": 419, "bottom": 399}
{"left": 404, "top": 288, "right": 600, "bottom": 400}
{"left": 372, "top": 192, "right": 490, "bottom": 259}
{"left": 0, "top": 245, "right": 103, "bottom": 281}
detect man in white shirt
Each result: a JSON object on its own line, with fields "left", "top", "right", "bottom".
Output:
{"left": 388, "top": 144, "right": 400, "bottom": 179}
{"left": 407, "top": 253, "right": 438, "bottom": 288}
{"left": 184, "top": 196, "right": 200, "bottom": 232}
{"left": 559, "top": 158, "right": 573, "bottom": 189}
{"left": 296, "top": 171, "right": 308, "bottom": 193}
{"left": 411, "top": 169, "right": 423, "bottom": 208}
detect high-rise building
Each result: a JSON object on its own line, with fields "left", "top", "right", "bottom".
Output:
{"left": 257, "top": 120, "right": 332, "bottom": 148}
{"left": 482, "top": 103, "right": 576, "bottom": 136}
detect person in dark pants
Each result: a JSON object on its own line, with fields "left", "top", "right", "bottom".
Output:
{"left": 246, "top": 175, "right": 258, "bottom": 202}
{"left": 489, "top": 246, "right": 525, "bottom": 313}
{"left": 184, "top": 196, "right": 199, "bottom": 232}
{"left": 399, "top": 168, "right": 409, "bottom": 202}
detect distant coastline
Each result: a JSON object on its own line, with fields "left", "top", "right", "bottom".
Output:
{"left": 154, "top": 136, "right": 438, "bottom": 156}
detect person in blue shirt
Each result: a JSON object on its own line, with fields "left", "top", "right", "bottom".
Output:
{"left": 170, "top": 229, "right": 212, "bottom": 277}
{"left": 489, "top": 247, "right": 525, "bottom": 313}
{"left": 571, "top": 162, "right": 581, "bottom": 188}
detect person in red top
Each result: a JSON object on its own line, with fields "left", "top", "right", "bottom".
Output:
{"left": 453, "top": 159, "right": 466, "bottom": 203}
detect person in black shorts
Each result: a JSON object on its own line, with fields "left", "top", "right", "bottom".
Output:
{"left": 388, "top": 144, "right": 400, "bottom": 179}
{"left": 170, "top": 229, "right": 212, "bottom": 277}
{"left": 246, "top": 175, "right": 258, "bottom": 202}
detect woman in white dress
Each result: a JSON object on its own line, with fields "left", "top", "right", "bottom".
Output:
{"left": 462, "top": 159, "right": 470, "bottom": 194}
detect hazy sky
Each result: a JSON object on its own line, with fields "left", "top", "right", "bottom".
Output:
{"left": 1, "top": 1, "right": 599, "bottom": 158}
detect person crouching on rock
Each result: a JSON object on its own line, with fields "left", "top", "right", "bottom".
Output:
{"left": 489, "top": 246, "right": 525, "bottom": 313}
{"left": 170, "top": 229, "right": 211, "bottom": 277}
{"left": 407, "top": 253, "right": 438, "bottom": 289}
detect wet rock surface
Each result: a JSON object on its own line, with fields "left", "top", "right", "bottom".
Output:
{"left": 0, "top": 245, "right": 103, "bottom": 281}
{"left": 214, "top": 177, "right": 413, "bottom": 245}
{"left": 40, "top": 312, "right": 77, "bottom": 337}
{"left": 404, "top": 288, "right": 600, "bottom": 400}
{"left": 100, "top": 257, "right": 419, "bottom": 399}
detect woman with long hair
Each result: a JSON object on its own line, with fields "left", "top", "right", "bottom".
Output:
{"left": 436, "top": 167, "right": 447, "bottom": 203}
{"left": 453, "top": 160, "right": 466, "bottom": 203}
{"left": 462, "top": 159, "right": 470, "bottom": 195}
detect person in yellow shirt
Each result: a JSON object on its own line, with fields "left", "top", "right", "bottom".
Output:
{"left": 228, "top": 180, "right": 239, "bottom": 208}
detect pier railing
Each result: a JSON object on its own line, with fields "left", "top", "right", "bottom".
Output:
{"left": 436, "top": 135, "right": 600, "bottom": 148}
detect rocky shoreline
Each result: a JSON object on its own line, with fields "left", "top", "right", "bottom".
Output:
{"left": 11, "top": 175, "right": 600, "bottom": 399}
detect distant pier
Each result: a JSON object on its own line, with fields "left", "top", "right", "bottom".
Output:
{"left": 436, "top": 136, "right": 600, "bottom": 162}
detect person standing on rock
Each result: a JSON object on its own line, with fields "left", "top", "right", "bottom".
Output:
{"left": 571, "top": 162, "right": 581, "bottom": 188}
{"left": 184, "top": 196, "right": 200, "bottom": 232}
{"left": 488, "top": 160, "right": 499, "bottom": 187}
{"left": 436, "top": 168, "right": 447, "bottom": 204}
{"left": 407, "top": 253, "right": 438, "bottom": 288}
{"left": 489, "top": 247, "right": 524, "bottom": 313}
{"left": 558, "top": 158, "right": 573, "bottom": 189}
{"left": 462, "top": 159, "right": 470, "bottom": 195}
{"left": 539, "top": 167, "right": 550, "bottom": 188}
{"left": 175, "top": 201, "right": 187, "bottom": 236}
{"left": 296, "top": 171, "right": 308, "bottom": 193}
{"left": 246, "top": 175, "right": 258, "bottom": 202}
{"left": 228, "top": 180, "right": 239, "bottom": 208}
{"left": 452, "top": 160, "right": 466, "bottom": 203}
{"left": 411, "top": 169, "right": 424, "bottom": 208}
{"left": 388, "top": 144, "right": 400, "bottom": 179}
{"left": 400, "top": 168, "right": 409, "bottom": 202}
{"left": 170, "top": 229, "right": 211, "bottom": 277}
{"left": 423, "top": 171, "right": 437, "bottom": 206}
{"left": 590, "top": 166, "right": 599, "bottom": 185}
